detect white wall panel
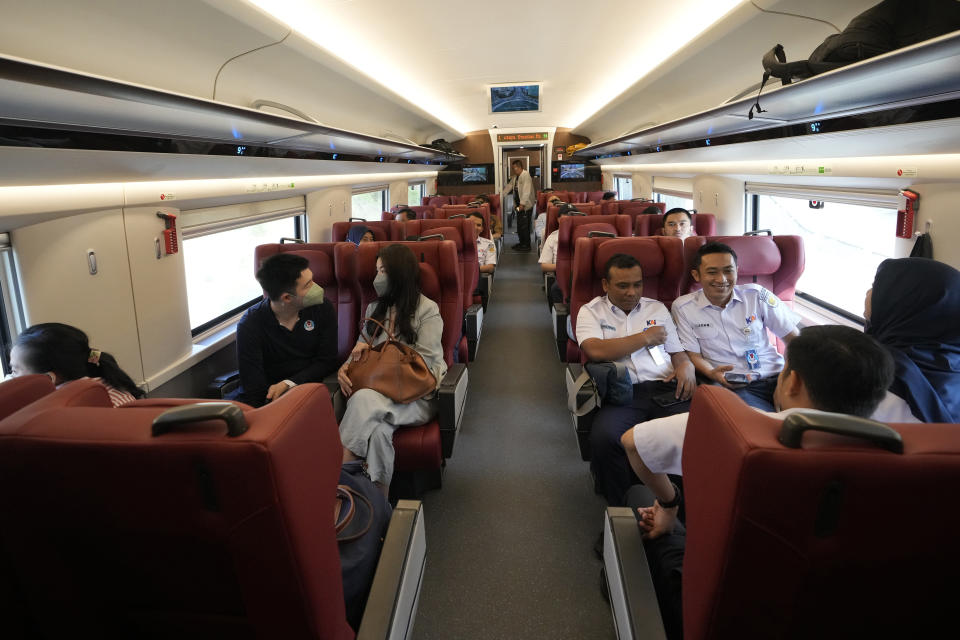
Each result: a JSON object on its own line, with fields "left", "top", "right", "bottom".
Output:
{"left": 306, "top": 188, "right": 352, "bottom": 242}
{"left": 11, "top": 208, "right": 144, "bottom": 384}
{"left": 693, "top": 175, "right": 746, "bottom": 235}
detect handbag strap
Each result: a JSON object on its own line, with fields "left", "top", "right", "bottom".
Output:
{"left": 567, "top": 369, "right": 599, "bottom": 417}
{"left": 360, "top": 315, "right": 397, "bottom": 345}
{"left": 334, "top": 485, "right": 355, "bottom": 534}
{"left": 336, "top": 485, "right": 375, "bottom": 543}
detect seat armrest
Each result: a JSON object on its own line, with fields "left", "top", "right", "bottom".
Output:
{"left": 322, "top": 371, "right": 346, "bottom": 422}
{"left": 207, "top": 370, "right": 240, "bottom": 399}
{"left": 604, "top": 507, "right": 668, "bottom": 640}
{"left": 544, "top": 272, "right": 556, "bottom": 309}
{"left": 552, "top": 303, "right": 569, "bottom": 361}
{"left": 565, "top": 363, "right": 597, "bottom": 461}
{"left": 465, "top": 304, "right": 483, "bottom": 362}
{"left": 438, "top": 364, "right": 468, "bottom": 458}
{"left": 357, "top": 500, "right": 426, "bottom": 640}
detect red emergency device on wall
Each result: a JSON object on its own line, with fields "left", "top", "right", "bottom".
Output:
{"left": 896, "top": 189, "right": 919, "bottom": 238}
{"left": 157, "top": 212, "right": 178, "bottom": 255}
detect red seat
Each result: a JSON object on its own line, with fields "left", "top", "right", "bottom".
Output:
{"left": 555, "top": 214, "right": 632, "bottom": 303}
{"left": 331, "top": 220, "right": 401, "bottom": 242}
{"left": 432, "top": 205, "right": 491, "bottom": 239}
{"left": 423, "top": 195, "right": 455, "bottom": 208}
{"left": 404, "top": 218, "right": 480, "bottom": 316}
{"left": 0, "top": 374, "right": 55, "bottom": 419}
{"left": 681, "top": 385, "right": 960, "bottom": 638}
{"left": 584, "top": 190, "right": 606, "bottom": 203}
{"left": 634, "top": 212, "right": 717, "bottom": 237}
{"left": 566, "top": 236, "right": 685, "bottom": 365}
{"left": 0, "top": 380, "right": 359, "bottom": 639}
{"left": 254, "top": 243, "right": 356, "bottom": 362}
{"left": 683, "top": 235, "right": 804, "bottom": 352}
{"left": 339, "top": 240, "right": 467, "bottom": 490}
{"left": 544, "top": 202, "right": 601, "bottom": 238}
{"left": 537, "top": 190, "right": 571, "bottom": 210}
{"left": 384, "top": 205, "right": 433, "bottom": 221}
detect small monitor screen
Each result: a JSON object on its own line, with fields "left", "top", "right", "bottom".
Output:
{"left": 463, "top": 166, "right": 488, "bottom": 183}
{"left": 533, "top": 166, "right": 541, "bottom": 177}
{"left": 560, "top": 163, "right": 585, "bottom": 180}
{"left": 490, "top": 85, "right": 540, "bottom": 113}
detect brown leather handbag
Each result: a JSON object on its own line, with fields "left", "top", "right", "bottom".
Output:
{"left": 345, "top": 317, "right": 437, "bottom": 403}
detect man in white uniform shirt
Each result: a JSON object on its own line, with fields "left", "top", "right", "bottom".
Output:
{"left": 540, "top": 203, "right": 579, "bottom": 304}
{"left": 576, "top": 253, "right": 696, "bottom": 505}
{"left": 469, "top": 211, "right": 496, "bottom": 274}
{"left": 672, "top": 242, "right": 800, "bottom": 411}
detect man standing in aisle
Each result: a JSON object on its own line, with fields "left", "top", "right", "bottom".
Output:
{"left": 502, "top": 159, "right": 535, "bottom": 251}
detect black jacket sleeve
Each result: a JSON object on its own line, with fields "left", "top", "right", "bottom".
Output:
{"left": 236, "top": 312, "right": 268, "bottom": 407}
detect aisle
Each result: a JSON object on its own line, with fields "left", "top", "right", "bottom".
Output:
{"left": 412, "top": 233, "right": 613, "bottom": 639}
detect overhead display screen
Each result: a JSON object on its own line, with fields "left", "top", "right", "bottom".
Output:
{"left": 490, "top": 85, "right": 541, "bottom": 113}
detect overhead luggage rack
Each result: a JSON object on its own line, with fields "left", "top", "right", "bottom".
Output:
{"left": 576, "top": 30, "right": 960, "bottom": 158}
{"left": 0, "top": 54, "right": 465, "bottom": 163}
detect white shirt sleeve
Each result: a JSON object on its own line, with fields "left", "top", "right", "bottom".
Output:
{"left": 539, "top": 232, "right": 559, "bottom": 264}
{"left": 870, "top": 391, "right": 921, "bottom": 423}
{"left": 671, "top": 299, "right": 702, "bottom": 354}
{"left": 576, "top": 302, "right": 602, "bottom": 346}
{"left": 758, "top": 288, "right": 800, "bottom": 337}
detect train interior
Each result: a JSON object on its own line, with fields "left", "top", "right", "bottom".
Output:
{"left": 0, "top": 0, "right": 959, "bottom": 638}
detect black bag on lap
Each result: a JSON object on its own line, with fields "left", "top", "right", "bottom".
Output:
{"left": 336, "top": 460, "right": 392, "bottom": 630}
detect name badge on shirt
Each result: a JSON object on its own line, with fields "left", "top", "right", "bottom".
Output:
{"left": 303, "top": 319, "right": 315, "bottom": 331}
{"left": 744, "top": 349, "right": 760, "bottom": 370}
{"left": 648, "top": 346, "right": 666, "bottom": 366}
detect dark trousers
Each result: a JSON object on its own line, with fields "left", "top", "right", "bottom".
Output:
{"left": 590, "top": 380, "right": 691, "bottom": 506}
{"left": 625, "top": 485, "right": 685, "bottom": 640}
{"left": 729, "top": 375, "right": 777, "bottom": 411}
{"left": 516, "top": 208, "right": 532, "bottom": 247}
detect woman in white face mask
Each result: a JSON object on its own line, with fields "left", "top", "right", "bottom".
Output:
{"left": 337, "top": 243, "right": 447, "bottom": 494}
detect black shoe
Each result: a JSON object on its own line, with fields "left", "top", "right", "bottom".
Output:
{"left": 512, "top": 243, "right": 531, "bottom": 252}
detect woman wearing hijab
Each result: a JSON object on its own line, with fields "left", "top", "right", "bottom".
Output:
{"left": 865, "top": 257, "right": 960, "bottom": 423}
{"left": 346, "top": 225, "right": 374, "bottom": 245}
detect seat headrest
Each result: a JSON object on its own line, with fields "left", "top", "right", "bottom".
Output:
{"left": 573, "top": 223, "right": 616, "bottom": 243}
{"left": 722, "top": 236, "right": 783, "bottom": 275}
{"left": 419, "top": 226, "right": 462, "bottom": 250}
{"left": 285, "top": 250, "right": 335, "bottom": 286}
{"left": 595, "top": 238, "right": 667, "bottom": 276}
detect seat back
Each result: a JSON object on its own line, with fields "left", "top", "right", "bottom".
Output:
{"left": 682, "top": 235, "right": 804, "bottom": 300}
{"left": 331, "top": 220, "right": 398, "bottom": 242}
{"left": 584, "top": 191, "right": 606, "bottom": 203}
{"left": 544, "top": 203, "right": 601, "bottom": 238}
{"left": 433, "top": 205, "right": 491, "bottom": 239}
{"left": 423, "top": 195, "right": 455, "bottom": 207}
{"left": 682, "top": 385, "right": 960, "bottom": 639}
{"left": 352, "top": 241, "right": 462, "bottom": 366}
{"left": 385, "top": 205, "right": 433, "bottom": 221}
{"left": 634, "top": 212, "right": 717, "bottom": 237}
{"left": 0, "top": 374, "right": 56, "bottom": 419}
{"left": 254, "top": 243, "right": 356, "bottom": 361}
{"left": 0, "top": 380, "right": 354, "bottom": 640}
{"left": 567, "top": 236, "right": 685, "bottom": 361}
{"left": 555, "top": 214, "right": 633, "bottom": 302}
{"left": 403, "top": 219, "right": 479, "bottom": 313}
{"left": 537, "top": 190, "right": 571, "bottom": 210}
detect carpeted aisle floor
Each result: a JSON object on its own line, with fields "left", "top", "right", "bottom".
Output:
{"left": 412, "top": 231, "right": 613, "bottom": 639}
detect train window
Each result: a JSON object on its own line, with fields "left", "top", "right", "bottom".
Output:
{"left": 407, "top": 182, "right": 424, "bottom": 206}
{"left": 0, "top": 238, "right": 24, "bottom": 375}
{"left": 749, "top": 191, "right": 900, "bottom": 319}
{"left": 614, "top": 175, "right": 632, "bottom": 200}
{"left": 351, "top": 187, "right": 389, "bottom": 220}
{"left": 654, "top": 192, "right": 694, "bottom": 211}
{"left": 183, "top": 215, "right": 303, "bottom": 336}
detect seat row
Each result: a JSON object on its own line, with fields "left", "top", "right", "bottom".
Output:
{"left": 542, "top": 206, "right": 715, "bottom": 240}
{"left": 0, "top": 374, "right": 424, "bottom": 639}
{"left": 255, "top": 238, "right": 472, "bottom": 494}
{"left": 422, "top": 193, "right": 502, "bottom": 220}
{"left": 536, "top": 190, "right": 663, "bottom": 212}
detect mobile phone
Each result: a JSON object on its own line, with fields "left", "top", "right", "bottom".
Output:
{"left": 652, "top": 391, "right": 687, "bottom": 407}
{"left": 723, "top": 372, "right": 751, "bottom": 384}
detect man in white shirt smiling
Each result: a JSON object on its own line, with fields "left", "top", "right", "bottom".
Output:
{"left": 576, "top": 253, "right": 696, "bottom": 505}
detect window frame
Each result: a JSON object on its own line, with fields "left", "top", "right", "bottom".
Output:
{"left": 407, "top": 181, "right": 425, "bottom": 206}
{"left": 351, "top": 185, "right": 390, "bottom": 220}
{"left": 185, "top": 213, "right": 306, "bottom": 338}
{"left": 0, "top": 239, "right": 23, "bottom": 375}
{"left": 614, "top": 174, "right": 632, "bottom": 200}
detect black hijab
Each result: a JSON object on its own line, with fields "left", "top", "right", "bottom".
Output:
{"left": 865, "top": 258, "right": 960, "bottom": 423}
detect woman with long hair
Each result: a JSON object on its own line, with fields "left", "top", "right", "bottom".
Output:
{"left": 10, "top": 322, "right": 144, "bottom": 406}
{"left": 337, "top": 244, "right": 446, "bottom": 492}
{"left": 865, "top": 257, "right": 960, "bottom": 423}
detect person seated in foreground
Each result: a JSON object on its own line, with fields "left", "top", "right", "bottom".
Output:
{"left": 620, "top": 326, "right": 895, "bottom": 640}
{"left": 236, "top": 253, "right": 338, "bottom": 407}
{"left": 338, "top": 243, "right": 447, "bottom": 494}
{"left": 469, "top": 211, "right": 497, "bottom": 274}
{"left": 395, "top": 207, "right": 417, "bottom": 222}
{"left": 672, "top": 242, "right": 799, "bottom": 411}
{"left": 10, "top": 322, "right": 144, "bottom": 406}
{"left": 864, "top": 257, "right": 960, "bottom": 423}
{"left": 347, "top": 225, "right": 374, "bottom": 245}
{"left": 661, "top": 207, "right": 694, "bottom": 240}
{"left": 577, "top": 254, "right": 696, "bottom": 505}
{"left": 540, "top": 203, "right": 580, "bottom": 303}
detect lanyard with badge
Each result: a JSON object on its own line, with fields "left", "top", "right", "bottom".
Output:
{"left": 743, "top": 314, "right": 760, "bottom": 371}
{"left": 645, "top": 319, "right": 667, "bottom": 366}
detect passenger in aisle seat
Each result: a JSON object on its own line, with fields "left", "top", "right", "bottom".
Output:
{"left": 395, "top": 207, "right": 417, "bottom": 222}
{"left": 602, "top": 191, "right": 617, "bottom": 201}
{"left": 469, "top": 195, "right": 502, "bottom": 240}
{"left": 469, "top": 211, "right": 497, "bottom": 274}
{"left": 236, "top": 253, "right": 338, "bottom": 407}
{"left": 535, "top": 194, "right": 563, "bottom": 246}
{"left": 540, "top": 203, "right": 579, "bottom": 303}
{"left": 347, "top": 225, "right": 374, "bottom": 244}
{"left": 10, "top": 322, "right": 144, "bottom": 407}
{"left": 338, "top": 244, "right": 447, "bottom": 494}
{"left": 672, "top": 242, "right": 800, "bottom": 411}
{"left": 661, "top": 208, "right": 694, "bottom": 240}
{"left": 577, "top": 254, "right": 696, "bottom": 505}
{"left": 865, "top": 257, "right": 960, "bottom": 423}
